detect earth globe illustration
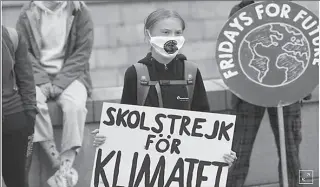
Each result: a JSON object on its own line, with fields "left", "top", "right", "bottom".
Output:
{"left": 239, "top": 23, "right": 310, "bottom": 87}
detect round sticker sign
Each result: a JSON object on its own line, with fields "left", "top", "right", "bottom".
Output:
{"left": 216, "top": 1, "right": 319, "bottom": 107}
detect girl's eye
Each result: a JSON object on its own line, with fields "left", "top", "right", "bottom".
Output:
{"left": 176, "top": 31, "right": 183, "bottom": 35}
{"left": 162, "top": 30, "right": 170, "bottom": 34}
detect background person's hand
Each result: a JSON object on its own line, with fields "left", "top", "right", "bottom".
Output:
{"left": 39, "top": 82, "right": 53, "bottom": 98}
{"left": 25, "top": 108, "right": 38, "bottom": 133}
{"left": 50, "top": 85, "right": 64, "bottom": 98}
{"left": 91, "top": 129, "right": 107, "bottom": 147}
{"left": 25, "top": 108, "right": 38, "bottom": 121}
{"left": 223, "top": 150, "right": 237, "bottom": 168}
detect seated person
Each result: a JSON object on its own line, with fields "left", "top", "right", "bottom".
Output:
{"left": 16, "top": 1, "right": 93, "bottom": 186}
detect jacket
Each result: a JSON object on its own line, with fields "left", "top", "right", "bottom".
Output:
{"left": 121, "top": 53, "right": 210, "bottom": 112}
{"left": 16, "top": 1, "right": 94, "bottom": 95}
{"left": 2, "top": 26, "right": 37, "bottom": 116}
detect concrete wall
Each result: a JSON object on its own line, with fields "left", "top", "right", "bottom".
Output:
{"left": 2, "top": 1, "right": 319, "bottom": 186}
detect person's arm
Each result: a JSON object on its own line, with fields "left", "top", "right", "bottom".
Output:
{"left": 191, "top": 69, "right": 210, "bottom": 112}
{"left": 14, "top": 31, "right": 38, "bottom": 115}
{"left": 52, "top": 6, "right": 94, "bottom": 90}
{"left": 121, "top": 66, "right": 138, "bottom": 105}
{"left": 16, "top": 12, "right": 51, "bottom": 86}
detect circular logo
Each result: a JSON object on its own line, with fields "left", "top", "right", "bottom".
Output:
{"left": 239, "top": 23, "right": 310, "bottom": 87}
{"left": 164, "top": 40, "right": 178, "bottom": 54}
{"left": 216, "top": 1, "right": 319, "bottom": 107}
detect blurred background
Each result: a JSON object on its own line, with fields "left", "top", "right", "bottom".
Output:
{"left": 2, "top": 1, "right": 319, "bottom": 187}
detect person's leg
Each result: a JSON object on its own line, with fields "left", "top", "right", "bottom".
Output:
{"left": 51, "top": 80, "right": 87, "bottom": 186}
{"left": 227, "top": 101, "right": 265, "bottom": 187}
{"left": 2, "top": 112, "right": 30, "bottom": 187}
{"left": 57, "top": 80, "right": 87, "bottom": 164}
{"left": 34, "top": 86, "right": 60, "bottom": 168}
{"left": 268, "top": 102, "right": 302, "bottom": 187}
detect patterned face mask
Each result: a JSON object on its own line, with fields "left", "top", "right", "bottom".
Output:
{"left": 147, "top": 30, "right": 185, "bottom": 59}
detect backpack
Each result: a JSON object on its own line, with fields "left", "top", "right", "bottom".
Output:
{"left": 134, "top": 60, "right": 198, "bottom": 109}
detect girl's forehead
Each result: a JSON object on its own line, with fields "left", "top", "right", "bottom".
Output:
{"left": 152, "top": 18, "right": 183, "bottom": 30}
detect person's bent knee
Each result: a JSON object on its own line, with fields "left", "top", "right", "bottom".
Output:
{"left": 36, "top": 86, "right": 48, "bottom": 103}
{"left": 60, "top": 99, "right": 87, "bottom": 114}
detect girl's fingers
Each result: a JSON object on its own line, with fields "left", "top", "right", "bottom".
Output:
{"left": 94, "top": 140, "right": 106, "bottom": 145}
{"left": 225, "top": 153, "right": 237, "bottom": 160}
{"left": 94, "top": 138, "right": 106, "bottom": 143}
{"left": 224, "top": 154, "right": 233, "bottom": 159}
{"left": 224, "top": 152, "right": 237, "bottom": 168}
{"left": 223, "top": 155, "right": 235, "bottom": 164}
{"left": 95, "top": 136, "right": 106, "bottom": 140}
{"left": 225, "top": 155, "right": 236, "bottom": 161}
{"left": 230, "top": 151, "right": 237, "bottom": 158}
{"left": 223, "top": 155, "right": 231, "bottom": 162}
{"left": 91, "top": 129, "right": 99, "bottom": 134}
{"left": 94, "top": 139, "right": 106, "bottom": 145}
{"left": 93, "top": 139, "right": 106, "bottom": 147}
{"left": 223, "top": 156, "right": 233, "bottom": 163}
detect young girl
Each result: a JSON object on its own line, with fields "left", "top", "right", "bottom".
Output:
{"left": 93, "top": 9, "right": 237, "bottom": 167}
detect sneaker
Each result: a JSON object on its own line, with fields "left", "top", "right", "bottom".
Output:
{"left": 64, "top": 168, "right": 78, "bottom": 187}
{"left": 47, "top": 170, "right": 67, "bottom": 187}
{"left": 58, "top": 159, "right": 78, "bottom": 187}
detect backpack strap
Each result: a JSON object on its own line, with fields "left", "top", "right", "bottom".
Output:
{"left": 184, "top": 60, "right": 198, "bottom": 109}
{"left": 6, "top": 27, "right": 19, "bottom": 56}
{"left": 134, "top": 63, "right": 152, "bottom": 106}
{"left": 154, "top": 82, "right": 164, "bottom": 108}
{"left": 134, "top": 61, "right": 198, "bottom": 108}
{"left": 134, "top": 63, "right": 165, "bottom": 107}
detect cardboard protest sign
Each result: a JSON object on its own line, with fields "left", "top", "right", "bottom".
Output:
{"left": 91, "top": 103, "right": 236, "bottom": 187}
{"left": 216, "top": 1, "right": 319, "bottom": 107}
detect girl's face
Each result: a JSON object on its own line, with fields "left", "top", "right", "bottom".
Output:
{"left": 148, "top": 18, "right": 184, "bottom": 37}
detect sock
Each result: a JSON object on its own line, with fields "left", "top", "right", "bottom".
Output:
{"left": 40, "top": 140, "right": 60, "bottom": 168}
{"left": 59, "top": 149, "right": 78, "bottom": 187}
{"left": 60, "top": 149, "right": 76, "bottom": 170}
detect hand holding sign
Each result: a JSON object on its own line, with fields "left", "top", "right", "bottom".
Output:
{"left": 91, "top": 129, "right": 106, "bottom": 147}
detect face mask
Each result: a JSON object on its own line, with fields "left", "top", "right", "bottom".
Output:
{"left": 147, "top": 30, "right": 185, "bottom": 59}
